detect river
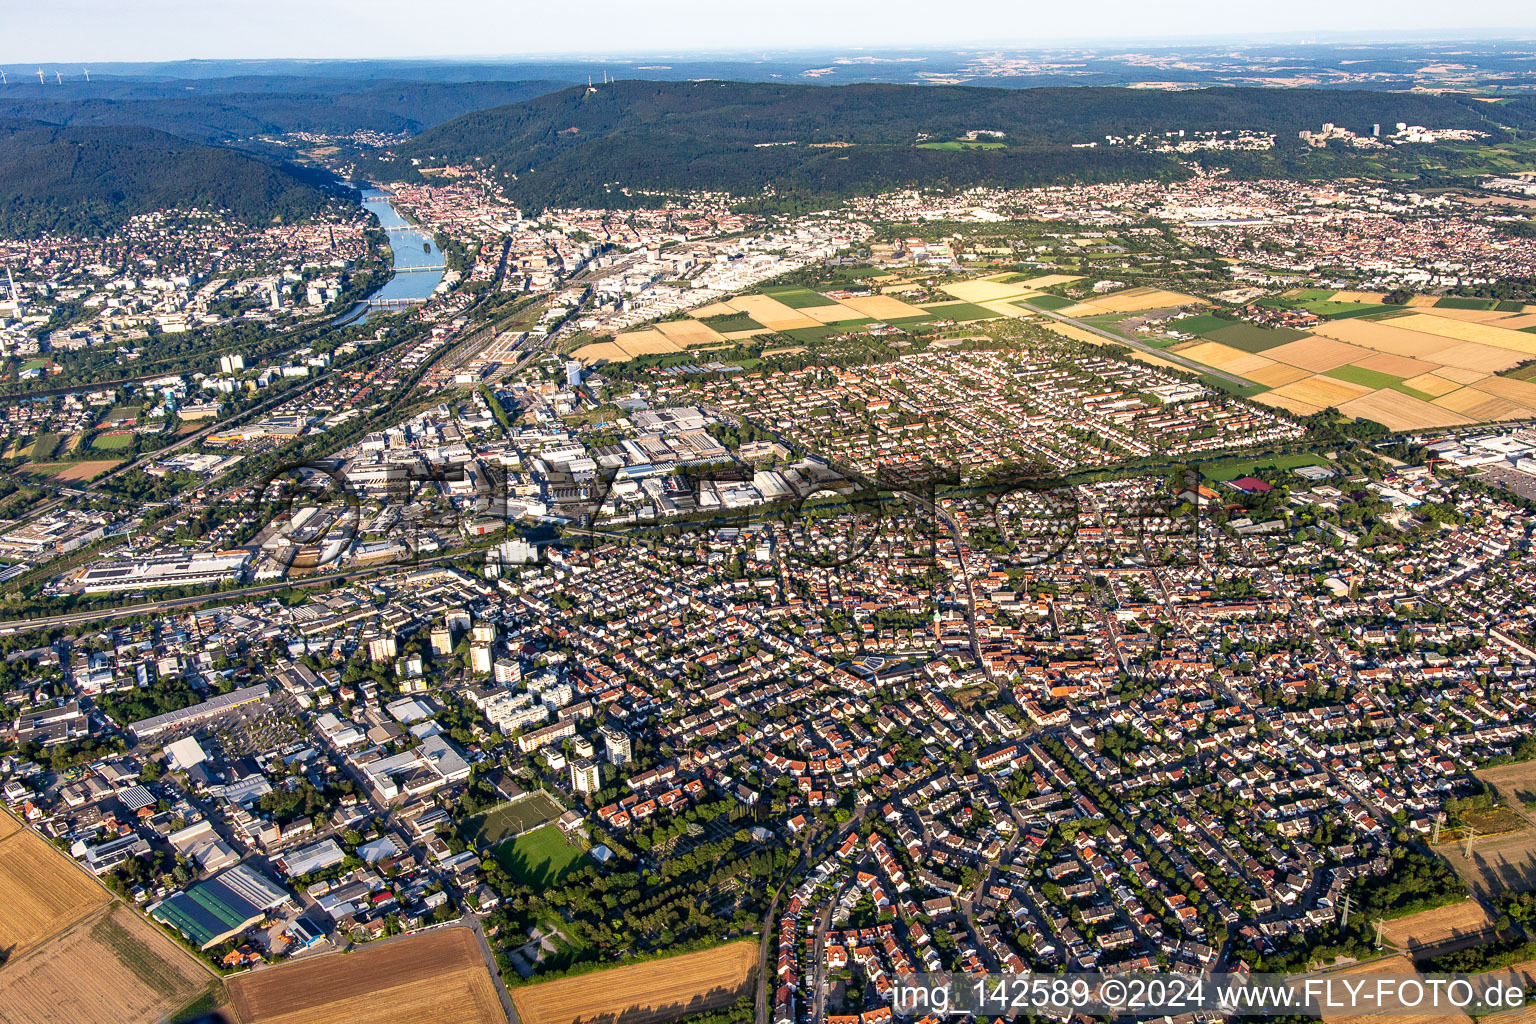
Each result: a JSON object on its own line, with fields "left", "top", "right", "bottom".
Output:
{"left": 339, "top": 187, "right": 447, "bottom": 323}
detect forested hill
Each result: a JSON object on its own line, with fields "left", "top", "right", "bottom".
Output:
{"left": 0, "top": 120, "right": 340, "bottom": 237}
{"left": 0, "top": 78, "right": 571, "bottom": 148}
{"left": 370, "top": 80, "right": 1526, "bottom": 209}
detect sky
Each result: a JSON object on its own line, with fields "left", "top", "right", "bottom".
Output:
{"left": 4, "top": 0, "right": 1536, "bottom": 63}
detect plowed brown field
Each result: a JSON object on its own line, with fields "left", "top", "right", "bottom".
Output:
{"left": 511, "top": 941, "right": 757, "bottom": 1024}
{"left": 228, "top": 927, "right": 504, "bottom": 1024}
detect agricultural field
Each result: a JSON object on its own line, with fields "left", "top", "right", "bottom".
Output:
{"left": 1060, "top": 286, "right": 1207, "bottom": 317}
{"left": 1378, "top": 899, "right": 1497, "bottom": 952}
{"left": 510, "top": 940, "right": 757, "bottom": 1024}
{"left": 30, "top": 460, "right": 122, "bottom": 482}
{"left": 0, "top": 813, "right": 113, "bottom": 957}
{"left": 227, "top": 926, "right": 504, "bottom": 1024}
{"left": 465, "top": 791, "right": 566, "bottom": 848}
{"left": 0, "top": 903, "right": 212, "bottom": 1024}
{"left": 1319, "top": 955, "right": 1473, "bottom": 1024}
{"left": 1437, "top": 828, "right": 1536, "bottom": 897}
{"left": 1478, "top": 760, "right": 1536, "bottom": 818}
{"left": 1149, "top": 292, "right": 1536, "bottom": 429}
{"left": 26, "top": 431, "right": 61, "bottom": 461}
{"left": 494, "top": 823, "right": 588, "bottom": 887}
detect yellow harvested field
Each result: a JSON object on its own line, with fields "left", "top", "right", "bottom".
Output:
{"left": 1266, "top": 337, "right": 1380, "bottom": 372}
{"left": 796, "top": 303, "right": 865, "bottom": 324}
{"left": 1438, "top": 828, "right": 1536, "bottom": 897}
{"left": 979, "top": 299, "right": 1032, "bottom": 318}
{"left": 1311, "top": 319, "right": 1459, "bottom": 358}
{"left": 1499, "top": 313, "right": 1536, "bottom": 330}
{"left": 0, "top": 822, "right": 112, "bottom": 958}
{"left": 1433, "top": 365, "right": 1491, "bottom": 385}
{"left": 1472, "top": 374, "right": 1536, "bottom": 407}
{"left": 1089, "top": 287, "right": 1206, "bottom": 312}
{"left": 761, "top": 346, "right": 808, "bottom": 357}
{"left": 0, "top": 903, "right": 212, "bottom": 1024}
{"left": 1254, "top": 392, "right": 1324, "bottom": 416}
{"left": 726, "top": 294, "right": 821, "bottom": 330}
{"left": 1330, "top": 290, "right": 1387, "bottom": 303}
{"left": 1059, "top": 301, "right": 1101, "bottom": 317}
{"left": 1378, "top": 900, "right": 1496, "bottom": 951}
{"left": 838, "top": 294, "right": 928, "bottom": 320}
{"left": 572, "top": 342, "right": 632, "bottom": 365}
{"left": 1269, "top": 374, "right": 1374, "bottom": 408}
{"left": 1043, "top": 322, "right": 1113, "bottom": 346}
{"left": 1420, "top": 306, "right": 1522, "bottom": 323}
{"left": 1245, "top": 362, "right": 1313, "bottom": 387}
{"left": 1401, "top": 372, "right": 1465, "bottom": 397}
{"left": 689, "top": 301, "right": 740, "bottom": 319}
{"left": 941, "top": 279, "right": 1032, "bottom": 303}
{"left": 613, "top": 330, "right": 682, "bottom": 356}
{"left": 1407, "top": 295, "right": 1442, "bottom": 308}
{"left": 511, "top": 940, "right": 757, "bottom": 1024}
{"left": 0, "top": 811, "right": 19, "bottom": 841}
{"left": 229, "top": 927, "right": 504, "bottom": 1024}
{"left": 654, "top": 320, "right": 726, "bottom": 348}
{"left": 1337, "top": 389, "right": 1473, "bottom": 431}
{"left": 1177, "top": 341, "right": 1276, "bottom": 375}
{"left": 1319, "top": 955, "right": 1472, "bottom": 1024}
{"left": 1428, "top": 341, "right": 1526, "bottom": 373}
{"left": 1479, "top": 760, "right": 1536, "bottom": 817}
{"left": 1391, "top": 312, "right": 1536, "bottom": 354}
{"left": 1353, "top": 353, "right": 1442, "bottom": 378}
{"left": 1432, "top": 387, "right": 1534, "bottom": 422}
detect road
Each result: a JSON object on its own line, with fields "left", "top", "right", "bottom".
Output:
{"left": 1016, "top": 299, "right": 1256, "bottom": 388}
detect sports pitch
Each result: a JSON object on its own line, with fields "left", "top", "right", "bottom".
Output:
{"left": 493, "top": 823, "right": 589, "bottom": 887}
{"left": 464, "top": 791, "right": 565, "bottom": 848}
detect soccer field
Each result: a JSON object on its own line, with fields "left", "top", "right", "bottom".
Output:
{"left": 464, "top": 791, "right": 565, "bottom": 848}
{"left": 494, "top": 824, "right": 589, "bottom": 887}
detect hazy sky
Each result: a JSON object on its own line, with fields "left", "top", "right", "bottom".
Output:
{"left": 5, "top": 0, "right": 1535, "bottom": 63}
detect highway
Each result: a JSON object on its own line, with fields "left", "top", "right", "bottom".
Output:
{"left": 1015, "top": 298, "right": 1257, "bottom": 389}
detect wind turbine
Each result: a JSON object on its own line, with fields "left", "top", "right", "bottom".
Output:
{"left": 54, "top": 71, "right": 61, "bottom": 85}
{"left": 82, "top": 68, "right": 90, "bottom": 83}
{"left": 0, "top": 71, "right": 8, "bottom": 86}
{"left": 35, "top": 68, "right": 44, "bottom": 85}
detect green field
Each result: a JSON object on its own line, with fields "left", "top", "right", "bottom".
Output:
{"left": 700, "top": 312, "right": 765, "bottom": 333}
{"left": 100, "top": 404, "right": 142, "bottom": 424}
{"left": 493, "top": 823, "right": 589, "bottom": 887}
{"left": 1202, "top": 323, "right": 1310, "bottom": 353}
{"left": 1195, "top": 452, "right": 1332, "bottom": 481}
{"left": 921, "top": 302, "right": 1001, "bottom": 322}
{"left": 1324, "top": 365, "right": 1404, "bottom": 389}
{"left": 761, "top": 286, "right": 837, "bottom": 309}
{"left": 1435, "top": 296, "right": 1497, "bottom": 311}
{"left": 27, "top": 431, "right": 61, "bottom": 461}
{"left": 91, "top": 432, "right": 135, "bottom": 451}
{"left": 916, "top": 140, "right": 1006, "bottom": 150}
{"left": 783, "top": 320, "right": 891, "bottom": 345}
{"left": 1323, "top": 364, "right": 1436, "bottom": 400}
{"left": 465, "top": 791, "right": 566, "bottom": 848}
{"left": 1020, "top": 294, "right": 1074, "bottom": 311}
{"left": 1170, "top": 313, "right": 1236, "bottom": 335}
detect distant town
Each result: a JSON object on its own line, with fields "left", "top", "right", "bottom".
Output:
{"left": 4, "top": 50, "right": 1536, "bottom": 1024}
